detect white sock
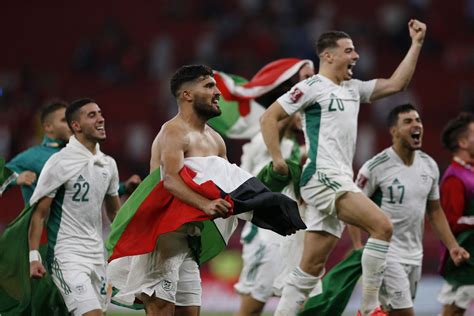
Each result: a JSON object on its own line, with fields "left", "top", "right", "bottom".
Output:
{"left": 360, "top": 238, "right": 389, "bottom": 316}
{"left": 274, "top": 267, "right": 321, "bottom": 316}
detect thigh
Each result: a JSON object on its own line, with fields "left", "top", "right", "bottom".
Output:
{"left": 380, "top": 262, "right": 414, "bottom": 311}
{"left": 175, "top": 253, "right": 202, "bottom": 307}
{"left": 50, "top": 258, "right": 103, "bottom": 315}
{"left": 336, "top": 191, "right": 391, "bottom": 239}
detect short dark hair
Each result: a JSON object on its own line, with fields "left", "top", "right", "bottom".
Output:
{"left": 387, "top": 103, "right": 418, "bottom": 128}
{"left": 441, "top": 112, "right": 474, "bottom": 152}
{"left": 316, "top": 31, "right": 351, "bottom": 55}
{"left": 40, "top": 100, "right": 68, "bottom": 124}
{"left": 170, "top": 65, "right": 213, "bottom": 98}
{"left": 66, "top": 98, "right": 96, "bottom": 130}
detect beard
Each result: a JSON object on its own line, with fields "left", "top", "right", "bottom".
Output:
{"left": 193, "top": 99, "right": 221, "bottom": 120}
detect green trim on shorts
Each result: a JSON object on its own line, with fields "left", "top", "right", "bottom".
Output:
{"left": 51, "top": 258, "right": 72, "bottom": 295}
{"left": 246, "top": 244, "right": 266, "bottom": 282}
{"left": 316, "top": 171, "right": 342, "bottom": 191}
{"left": 301, "top": 103, "right": 322, "bottom": 186}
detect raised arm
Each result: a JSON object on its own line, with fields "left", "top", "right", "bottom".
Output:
{"left": 260, "top": 102, "right": 290, "bottom": 175}
{"left": 370, "top": 19, "right": 427, "bottom": 101}
{"left": 150, "top": 126, "right": 231, "bottom": 218}
{"left": 28, "top": 197, "right": 52, "bottom": 278}
{"left": 426, "top": 199, "right": 470, "bottom": 266}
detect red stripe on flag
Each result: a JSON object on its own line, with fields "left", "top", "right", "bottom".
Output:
{"left": 109, "top": 166, "right": 234, "bottom": 261}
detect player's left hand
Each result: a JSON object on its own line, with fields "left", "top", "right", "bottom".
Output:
{"left": 408, "top": 19, "right": 427, "bottom": 45}
{"left": 449, "top": 246, "right": 470, "bottom": 266}
{"left": 125, "top": 174, "right": 141, "bottom": 194}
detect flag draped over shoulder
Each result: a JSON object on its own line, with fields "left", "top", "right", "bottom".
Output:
{"left": 0, "top": 205, "right": 68, "bottom": 315}
{"left": 299, "top": 249, "right": 363, "bottom": 316}
{"left": 0, "top": 157, "right": 16, "bottom": 195}
{"left": 106, "top": 156, "right": 306, "bottom": 262}
{"left": 106, "top": 156, "right": 306, "bottom": 308}
{"left": 209, "top": 58, "right": 314, "bottom": 139}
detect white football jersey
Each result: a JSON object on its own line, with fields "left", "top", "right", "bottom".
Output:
{"left": 46, "top": 154, "right": 119, "bottom": 265}
{"left": 277, "top": 74, "right": 375, "bottom": 185}
{"left": 356, "top": 147, "right": 440, "bottom": 265}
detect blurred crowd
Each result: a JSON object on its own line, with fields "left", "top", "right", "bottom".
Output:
{"left": 1, "top": 0, "right": 474, "bottom": 186}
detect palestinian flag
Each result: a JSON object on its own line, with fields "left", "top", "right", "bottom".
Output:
{"left": 0, "top": 204, "right": 68, "bottom": 315}
{"left": 209, "top": 58, "right": 314, "bottom": 139}
{"left": 106, "top": 156, "right": 306, "bottom": 308}
{"left": 0, "top": 157, "right": 16, "bottom": 195}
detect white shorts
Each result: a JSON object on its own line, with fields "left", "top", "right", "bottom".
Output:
{"left": 301, "top": 170, "right": 360, "bottom": 238}
{"left": 121, "top": 228, "right": 201, "bottom": 306}
{"left": 50, "top": 257, "right": 107, "bottom": 316}
{"left": 235, "top": 232, "right": 281, "bottom": 303}
{"left": 438, "top": 282, "right": 474, "bottom": 309}
{"left": 379, "top": 261, "right": 421, "bottom": 311}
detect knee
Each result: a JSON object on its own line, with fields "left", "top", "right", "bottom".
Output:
{"left": 373, "top": 216, "right": 393, "bottom": 241}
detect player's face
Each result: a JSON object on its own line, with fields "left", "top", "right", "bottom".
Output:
{"left": 298, "top": 64, "right": 314, "bottom": 81}
{"left": 48, "top": 108, "right": 72, "bottom": 142}
{"left": 75, "top": 103, "right": 106, "bottom": 141}
{"left": 192, "top": 75, "right": 222, "bottom": 119}
{"left": 332, "top": 38, "right": 359, "bottom": 81}
{"left": 393, "top": 110, "right": 423, "bottom": 150}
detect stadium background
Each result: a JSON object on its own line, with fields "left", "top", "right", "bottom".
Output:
{"left": 1, "top": 0, "right": 474, "bottom": 314}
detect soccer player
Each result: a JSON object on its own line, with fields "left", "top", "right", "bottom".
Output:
{"left": 356, "top": 104, "right": 469, "bottom": 316}
{"left": 2, "top": 100, "right": 141, "bottom": 202}
{"left": 438, "top": 113, "right": 474, "bottom": 316}
{"left": 260, "top": 19, "right": 427, "bottom": 316}
{"left": 28, "top": 98, "right": 121, "bottom": 316}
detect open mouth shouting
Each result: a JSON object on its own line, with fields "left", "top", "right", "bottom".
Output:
{"left": 411, "top": 130, "right": 422, "bottom": 145}
{"left": 347, "top": 62, "right": 356, "bottom": 77}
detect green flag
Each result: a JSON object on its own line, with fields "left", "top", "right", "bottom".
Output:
{"left": 0, "top": 157, "right": 16, "bottom": 195}
{"left": 0, "top": 204, "right": 68, "bottom": 315}
{"left": 299, "top": 249, "right": 363, "bottom": 316}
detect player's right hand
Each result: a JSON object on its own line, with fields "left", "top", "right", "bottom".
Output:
{"left": 17, "top": 171, "right": 37, "bottom": 186}
{"left": 203, "top": 198, "right": 232, "bottom": 218}
{"left": 272, "top": 159, "right": 289, "bottom": 176}
{"left": 408, "top": 19, "right": 427, "bottom": 45}
{"left": 30, "top": 261, "right": 46, "bottom": 279}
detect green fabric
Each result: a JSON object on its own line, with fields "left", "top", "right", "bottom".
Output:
{"left": 106, "top": 168, "right": 162, "bottom": 257}
{"left": 0, "top": 204, "right": 68, "bottom": 315}
{"left": 256, "top": 159, "right": 301, "bottom": 198}
{"left": 299, "top": 248, "right": 363, "bottom": 316}
{"left": 442, "top": 230, "right": 474, "bottom": 288}
{"left": 0, "top": 157, "right": 13, "bottom": 184}
{"left": 208, "top": 74, "right": 248, "bottom": 136}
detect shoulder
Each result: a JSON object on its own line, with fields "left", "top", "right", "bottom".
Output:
{"left": 154, "top": 119, "right": 190, "bottom": 148}
{"left": 364, "top": 149, "right": 392, "bottom": 172}
{"left": 417, "top": 151, "right": 439, "bottom": 173}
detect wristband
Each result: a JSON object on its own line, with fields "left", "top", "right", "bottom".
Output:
{"left": 29, "top": 250, "right": 42, "bottom": 263}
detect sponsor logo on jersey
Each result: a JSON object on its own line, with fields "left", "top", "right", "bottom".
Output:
{"left": 289, "top": 87, "right": 304, "bottom": 103}
{"left": 392, "top": 178, "right": 401, "bottom": 185}
{"left": 77, "top": 175, "right": 86, "bottom": 182}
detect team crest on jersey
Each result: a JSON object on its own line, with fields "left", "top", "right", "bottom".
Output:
{"left": 289, "top": 87, "right": 304, "bottom": 103}
{"left": 356, "top": 174, "right": 368, "bottom": 189}
{"left": 420, "top": 174, "right": 429, "bottom": 183}
{"left": 161, "top": 279, "right": 173, "bottom": 291}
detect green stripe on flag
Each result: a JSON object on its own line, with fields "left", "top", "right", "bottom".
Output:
{"left": 208, "top": 74, "right": 248, "bottom": 136}
{"left": 198, "top": 221, "right": 227, "bottom": 265}
{"left": 106, "top": 168, "right": 162, "bottom": 258}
